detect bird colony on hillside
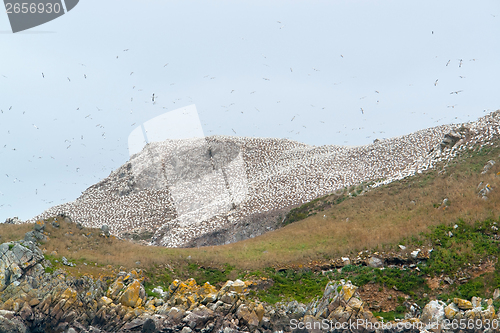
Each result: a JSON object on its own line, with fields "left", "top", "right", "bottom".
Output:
{"left": 27, "top": 111, "right": 500, "bottom": 247}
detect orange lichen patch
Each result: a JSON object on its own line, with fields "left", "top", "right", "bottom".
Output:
{"left": 118, "top": 280, "right": 141, "bottom": 307}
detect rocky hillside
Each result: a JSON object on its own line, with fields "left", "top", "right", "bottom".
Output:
{"left": 1, "top": 222, "right": 499, "bottom": 333}
{"left": 27, "top": 111, "right": 500, "bottom": 248}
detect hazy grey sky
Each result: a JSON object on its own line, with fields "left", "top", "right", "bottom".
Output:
{"left": 1, "top": 0, "right": 499, "bottom": 221}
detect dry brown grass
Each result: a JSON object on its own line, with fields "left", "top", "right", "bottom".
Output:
{"left": 0, "top": 223, "right": 34, "bottom": 242}
{"left": 2, "top": 144, "right": 500, "bottom": 274}
{"left": 176, "top": 145, "right": 500, "bottom": 268}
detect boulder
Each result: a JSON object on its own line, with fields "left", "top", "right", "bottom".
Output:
{"left": 183, "top": 305, "right": 214, "bottom": 329}
{"left": 420, "top": 300, "right": 445, "bottom": 324}
{"left": 119, "top": 280, "right": 141, "bottom": 307}
{"left": 0, "top": 241, "right": 43, "bottom": 291}
{"left": 142, "top": 318, "right": 156, "bottom": 333}
{"left": 0, "top": 313, "right": 27, "bottom": 333}
{"left": 100, "top": 225, "right": 110, "bottom": 237}
{"left": 33, "top": 220, "right": 45, "bottom": 232}
{"left": 444, "top": 302, "right": 459, "bottom": 319}
{"left": 229, "top": 279, "right": 246, "bottom": 294}
{"left": 236, "top": 304, "right": 259, "bottom": 329}
{"left": 220, "top": 291, "right": 238, "bottom": 305}
{"left": 255, "top": 303, "right": 265, "bottom": 322}
{"left": 4, "top": 217, "right": 21, "bottom": 224}
{"left": 482, "top": 160, "right": 496, "bottom": 174}
{"left": 454, "top": 298, "right": 473, "bottom": 310}
{"left": 367, "top": 256, "right": 384, "bottom": 268}
{"left": 493, "top": 288, "right": 500, "bottom": 300}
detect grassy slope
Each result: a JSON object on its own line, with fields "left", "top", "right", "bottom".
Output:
{"left": 2, "top": 138, "right": 500, "bottom": 310}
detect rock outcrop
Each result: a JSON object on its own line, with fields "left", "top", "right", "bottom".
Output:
{"left": 4, "top": 217, "right": 22, "bottom": 224}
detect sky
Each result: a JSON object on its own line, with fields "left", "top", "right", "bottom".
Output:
{"left": 0, "top": 0, "right": 499, "bottom": 222}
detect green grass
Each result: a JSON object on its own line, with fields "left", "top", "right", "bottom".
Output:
{"left": 186, "top": 263, "right": 236, "bottom": 285}
{"left": 418, "top": 219, "right": 500, "bottom": 277}
{"left": 373, "top": 310, "right": 405, "bottom": 322}
{"left": 256, "top": 269, "right": 331, "bottom": 304}
{"left": 250, "top": 214, "right": 500, "bottom": 307}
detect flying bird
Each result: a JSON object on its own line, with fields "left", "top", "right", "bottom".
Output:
{"left": 291, "top": 116, "right": 295, "bottom": 121}
{"left": 446, "top": 60, "right": 450, "bottom": 66}
{"left": 41, "top": 73, "right": 44, "bottom": 78}
{"left": 67, "top": 77, "right": 71, "bottom": 82}
{"left": 434, "top": 79, "right": 438, "bottom": 86}
{"left": 459, "top": 59, "right": 463, "bottom": 67}
{"left": 152, "top": 93, "right": 156, "bottom": 102}
{"left": 360, "top": 108, "right": 364, "bottom": 114}
{"left": 450, "top": 90, "right": 463, "bottom": 94}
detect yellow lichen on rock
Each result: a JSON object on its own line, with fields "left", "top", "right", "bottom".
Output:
{"left": 107, "top": 277, "right": 124, "bottom": 299}
{"left": 100, "top": 296, "right": 113, "bottom": 307}
{"left": 230, "top": 279, "right": 246, "bottom": 294}
{"left": 255, "top": 303, "right": 265, "bottom": 322}
{"left": 61, "top": 287, "right": 77, "bottom": 300}
{"left": 444, "top": 303, "right": 459, "bottom": 319}
{"left": 342, "top": 284, "right": 357, "bottom": 301}
{"left": 118, "top": 279, "right": 141, "bottom": 307}
{"left": 454, "top": 298, "right": 473, "bottom": 310}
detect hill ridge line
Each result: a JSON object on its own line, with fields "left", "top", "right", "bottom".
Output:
{"left": 26, "top": 111, "right": 500, "bottom": 247}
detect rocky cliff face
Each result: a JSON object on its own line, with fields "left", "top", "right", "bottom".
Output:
{"left": 26, "top": 111, "right": 500, "bottom": 248}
